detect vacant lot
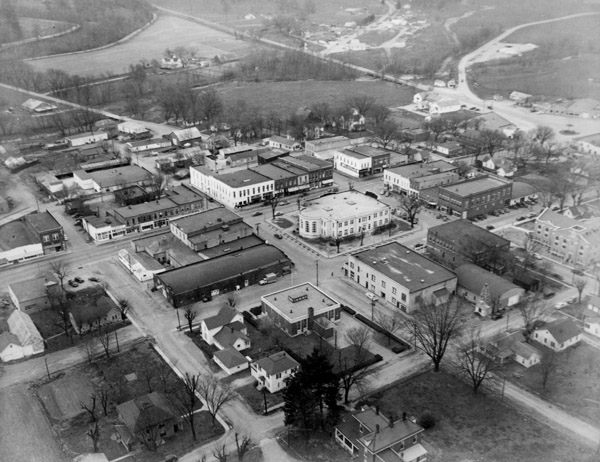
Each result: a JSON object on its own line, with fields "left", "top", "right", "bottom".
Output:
{"left": 38, "top": 372, "right": 94, "bottom": 420}
{"left": 219, "top": 80, "right": 415, "bottom": 115}
{"left": 364, "top": 371, "right": 596, "bottom": 462}
{"left": 500, "top": 342, "right": 600, "bottom": 426}
{"left": 0, "top": 386, "right": 66, "bottom": 462}
{"left": 28, "top": 14, "right": 256, "bottom": 77}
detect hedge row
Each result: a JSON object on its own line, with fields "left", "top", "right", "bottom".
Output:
{"left": 355, "top": 313, "right": 411, "bottom": 352}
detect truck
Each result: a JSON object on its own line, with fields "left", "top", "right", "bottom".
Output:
{"left": 259, "top": 273, "right": 277, "bottom": 285}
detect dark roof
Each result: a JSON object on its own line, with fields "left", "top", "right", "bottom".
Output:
{"left": 24, "top": 211, "right": 62, "bottom": 234}
{"left": 214, "top": 347, "right": 247, "bottom": 369}
{"left": 117, "top": 392, "right": 179, "bottom": 433}
{"left": 214, "top": 325, "right": 250, "bottom": 348}
{"left": 428, "top": 219, "right": 510, "bottom": 249}
{"left": 157, "top": 244, "right": 290, "bottom": 295}
{"left": 72, "top": 296, "right": 116, "bottom": 325}
{"left": 351, "top": 242, "right": 456, "bottom": 292}
{"left": 164, "top": 185, "right": 206, "bottom": 205}
{"left": 455, "top": 264, "right": 522, "bottom": 300}
{"left": 202, "top": 307, "right": 239, "bottom": 331}
{"left": 253, "top": 351, "right": 299, "bottom": 376}
{"left": 440, "top": 176, "right": 511, "bottom": 197}
{"left": 385, "top": 160, "right": 456, "bottom": 178}
{"left": 169, "top": 207, "right": 241, "bottom": 235}
{"left": 0, "top": 332, "right": 21, "bottom": 351}
{"left": 0, "top": 220, "right": 38, "bottom": 250}
{"left": 114, "top": 198, "right": 178, "bottom": 220}
{"left": 539, "top": 318, "right": 581, "bottom": 344}
{"left": 209, "top": 168, "right": 272, "bottom": 188}
{"left": 200, "top": 235, "right": 264, "bottom": 259}
{"left": 251, "top": 164, "right": 297, "bottom": 181}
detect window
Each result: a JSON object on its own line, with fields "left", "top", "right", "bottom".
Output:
{"left": 392, "top": 287, "right": 397, "bottom": 295}
{"left": 52, "top": 233, "right": 59, "bottom": 240}
{"left": 43, "top": 235, "right": 50, "bottom": 242}
{"left": 401, "top": 293, "right": 406, "bottom": 302}
{"left": 381, "top": 281, "right": 386, "bottom": 288}
{"left": 371, "top": 274, "right": 375, "bottom": 282}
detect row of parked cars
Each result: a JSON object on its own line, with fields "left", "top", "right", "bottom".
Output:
{"left": 68, "top": 276, "right": 100, "bottom": 288}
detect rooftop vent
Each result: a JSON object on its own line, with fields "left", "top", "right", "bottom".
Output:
{"left": 421, "top": 279, "right": 425, "bottom": 283}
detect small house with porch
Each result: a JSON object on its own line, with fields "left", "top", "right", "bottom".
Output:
{"left": 533, "top": 318, "right": 582, "bottom": 352}
{"left": 250, "top": 351, "right": 300, "bottom": 393}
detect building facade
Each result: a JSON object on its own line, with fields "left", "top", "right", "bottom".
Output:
{"left": 438, "top": 176, "right": 512, "bottom": 219}
{"left": 384, "top": 161, "right": 459, "bottom": 197}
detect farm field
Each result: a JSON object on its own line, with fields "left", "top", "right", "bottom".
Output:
{"left": 469, "top": 14, "right": 600, "bottom": 100}
{"left": 218, "top": 79, "right": 416, "bottom": 116}
{"left": 27, "top": 14, "right": 257, "bottom": 77}
{"left": 365, "top": 371, "right": 597, "bottom": 462}
{"left": 0, "top": 386, "right": 67, "bottom": 462}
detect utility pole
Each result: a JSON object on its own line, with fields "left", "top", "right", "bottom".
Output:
{"left": 371, "top": 298, "right": 376, "bottom": 321}
{"left": 176, "top": 309, "right": 181, "bottom": 330}
{"left": 316, "top": 259, "right": 319, "bottom": 287}
{"left": 44, "top": 357, "right": 51, "bottom": 379}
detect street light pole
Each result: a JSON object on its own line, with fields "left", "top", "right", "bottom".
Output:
{"left": 371, "top": 299, "right": 376, "bottom": 321}
{"left": 316, "top": 259, "right": 319, "bottom": 287}
{"left": 176, "top": 309, "right": 181, "bottom": 330}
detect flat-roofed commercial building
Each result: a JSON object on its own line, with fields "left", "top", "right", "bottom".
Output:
{"left": 334, "top": 145, "right": 391, "bottom": 178}
{"left": 345, "top": 242, "right": 457, "bottom": 313}
{"left": 261, "top": 283, "right": 341, "bottom": 337}
{"left": 298, "top": 191, "right": 390, "bottom": 239}
{"left": 438, "top": 175, "right": 512, "bottom": 219}
{"left": 383, "top": 160, "right": 458, "bottom": 197}
{"left": 154, "top": 244, "right": 292, "bottom": 307}
{"left": 190, "top": 166, "right": 274, "bottom": 209}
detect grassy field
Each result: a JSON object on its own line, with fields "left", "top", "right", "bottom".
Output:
{"left": 219, "top": 80, "right": 415, "bottom": 116}
{"left": 364, "top": 370, "right": 596, "bottom": 462}
{"left": 499, "top": 343, "right": 600, "bottom": 427}
{"left": 28, "top": 14, "right": 257, "bottom": 77}
{"left": 0, "top": 386, "right": 66, "bottom": 462}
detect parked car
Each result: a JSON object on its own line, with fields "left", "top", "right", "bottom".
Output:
{"left": 491, "top": 312, "right": 503, "bottom": 320}
{"left": 365, "top": 292, "right": 378, "bottom": 302}
{"left": 88, "top": 277, "right": 100, "bottom": 283}
{"left": 279, "top": 201, "right": 289, "bottom": 206}
{"left": 252, "top": 211, "right": 263, "bottom": 217}
{"left": 73, "top": 277, "right": 84, "bottom": 284}
{"left": 202, "top": 295, "right": 212, "bottom": 303}
{"left": 486, "top": 225, "right": 495, "bottom": 230}
{"left": 516, "top": 216, "right": 527, "bottom": 221}
{"left": 68, "top": 280, "right": 78, "bottom": 287}
{"left": 554, "top": 302, "right": 568, "bottom": 310}
{"left": 274, "top": 233, "right": 283, "bottom": 239}
{"left": 275, "top": 211, "right": 284, "bottom": 217}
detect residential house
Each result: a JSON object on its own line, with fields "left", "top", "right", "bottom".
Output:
{"left": 201, "top": 307, "right": 245, "bottom": 345}
{"left": 480, "top": 155, "right": 516, "bottom": 177}
{"left": 383, "top": 161, "right": 459, "bottom": 198}
{"left": 0, "top": 309, "right": 44, "bottom": 361}
{"left": 429, "top": 99, "right": 461, "bottom": 115}
{"left": 261, "top": 283, "right": 341, "bottom": 337}
{"left": 455, "top": 263, "right": 524, "bottom": 317}
{"left": 160, "top": 56, "right": 183, "bottom": 69}
{"left": 126, "top": 138, "right": 171, "bottom": 153}
{"left": 154, "top": 245, "right": 292, "bottom": 307}
{"left": 587, "top": 294, "right": 600, "bottom": 313}
{"left": 116, "top": 392, "right": 182, "bottom": 451}
{"left": 563, "top": 204, "right": 600, "bottom": 220}
{"left": 213, "top": 348, "right": 249, "bottom": 375}
{"left": 250, "top": 351, "right": 299, "bottom": 393}
{"left": 533, "top": 208, "right": 600, "bottom": 266}
{"left": 427, "top": 219, "right": 511, "bottom": 272}
{"left": 438, "top": 175, "right": 513, "bottom": 219}
{"left": 573, "top": 133, "right": 600, "bottom": 156}
{"left": 486, "top": 331, "right": 540, "bottom": 368}
{"left": 533, "top": 318, "right": 582, "bottom": 352}
{"left": 584, "top": 316, "right": 600, "bottom": 338}
{"left": 431, "top": 141, "right": 462, "bottom": 157}
{"left": 298, "top": 191, "right": 390, "bottom": 239}
{"left": 22, "top": 98, "right": 57, "bottom": 113}
{"left": 509, "top": 91, "right": 532, "bottom": 104}
{"left": 346, "top": 242, "right": 457, "bottom": 313}
{"left": 65, "top": 131, "right": 108, "bottom": 147}
{"left": 69, "top": 296, "right": 121, "bottom": 334}
{"left": 335, "top": 407, "right": 428, "bottom": 462}
{"left": 118, "top": 121, "right": 149, "bottom": 135}
{"left": 169, "top": 127, "right": 202, "bottom": 146}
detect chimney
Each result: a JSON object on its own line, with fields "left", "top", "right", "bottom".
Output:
{"left": 402, "top": 412, "right": 407, "bottom": 421}
{"left": 375, "top": 405, "right": 379, "bottom": 415}
{"left": 389, "top": 415, "right": 394, "bottom": 428}
{"left": 375, "top": 424, "right": 380, "bottom": 434}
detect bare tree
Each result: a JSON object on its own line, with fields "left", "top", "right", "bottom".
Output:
{"left": 98, "top": 386, "right": 111, "bottom": 416}
{"left": 139, "top": 360, "right": 156, "bottom": 393}
{"left": 531, "top": 125, "right": 555, "bottom": 148}
{"left": 86, "top": 422, "right": 100, "bottom": 452}
{"left": 172, "top": 372, "right": 201, "bottom": 441}
{"left": 519, "top": 296, "right": 548, "bottom": 342}
{"left": 375, "top": 311, "right": 403, "bottom": 347}
{"left": 337, "top": 326, "right": 372, "bottom": 403}
{"left": 80, "top": 336, "right": 98, "bottom": 363}
{"left": 80, "top": 393, "right": 98, "bottom": 423}
{"left": 147, "top": 172, "right": 170, "bottom": 200}
{"left": 117, "top": 298, "right": 130, "bottom": 320}
{"left": 96, "top": 325, "right": 112, "bottom": 358}
{"left": 225, "top": 293, "right": 238, "bottom": 308}
{"left": 199, "top": 88, "right": 224, "bottom": 124}
{"left": 480, "top": 129, "right": 506, "bottom": 159}
{"left": 184, "top": 307, "right": 197, "bottom": 333}
{"left": 455, "top": 328, "right": 498, "bottom": 394}
{"left": 345, "top": 94, "right": 376, "bottom": 117}
{"left": 267, "top": 195, "right": 281, "bottom": 219}
{"left": 398, "top": 194, "right": 421, "bottom": 228}
{"left": 539, "top": 350, "right": 558, "bottom": 391}
{"left": 50, "top": 260, "right": 70, "bottom": 293}
{"left": 404, "top": 297, "right": 464, "bottom": 372}
{"left": 370, "top": 120, "right": 399, "bottom": 149}
{"left": 47, "top": 289, "right": 72, "bottom": 344}
{"left": 574, "top": 278, "right": 588, "bottom": 303}
{"left": 197, "top": 375, "right": 235, "bottom": 426}
{"left": 235, "top": 432, "right": 252, "bottom": 462}
{"left": 212, "top": 443, "right": 228, "bottom": 462}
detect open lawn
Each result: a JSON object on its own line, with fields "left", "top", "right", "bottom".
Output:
{"left": 38, "top": 371, "right": 94, "bottom": 420}
{"left": 218, "top": 80, "right": 415, "bottom": 116}
{"left": 28, "top": 14, "right": 256, "bottom": 77}
{"left": 0, "top": 386, "right": 66, "bottom": 462}
{"left": 499, "top": 342, "right": 600, "bottom": 427}
{"left": 237, "top": 382, "right": 285, "bottom": 415}
{"left": 364, "top": 370, "right": 596, "bottom": 462}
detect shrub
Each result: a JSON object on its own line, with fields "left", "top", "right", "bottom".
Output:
{"left": 418, "top": 412, "right": 436, "bottom": 429}
{"left": 342, "top": 305, "right": 356, "bottom": 316}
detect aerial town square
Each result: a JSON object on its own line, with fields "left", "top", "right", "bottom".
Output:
{"left": 1, "top": 0, "right": 600, "bottom": 461}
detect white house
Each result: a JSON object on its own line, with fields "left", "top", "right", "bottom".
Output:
{"left": 190, "top": 166, "right": 274, "bottom": 209}
{"left": 533, "top": 318, "right": 582, "bottom": 352}
{"left": 268, "top": 135, "right": 301, "bottom": 151}
{"left": 429, "top": 99, "right": 462, "bottom": 115}
{"left": 213, "top": 348, "right": 248, "bottom": 376}
{"left": 161, "top": 56, "right": 183, "bottom": 69}
{"left": 0, "top": 333, "right": 24, "bottom": 362}
{"left": 0, "top": 309, "right": 45, "bottom": 362}
{"left": 200, "top": 307, "right": 244, "bottom": 345}
{"left": 126, "top": 138, "right": 171, "bottom": 153}
{"left": 511, "top": 341, "right": 541, "bottom": 368}
{"left": 250, "top": 351, "right": 300, "bottom": 393}
{"left": 298, "top": 191, "right": 390, "bottom": 239}
{"left": 213, "top": 325, "right": 251, "bottom": 352}
{"left": 584, "top": 317, "right": 600, "bottom": 338}
{"left": 65, "top": 131, "right": 108, "bottom": 147}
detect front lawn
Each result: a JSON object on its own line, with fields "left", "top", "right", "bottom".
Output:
{"left": 362, "top": 370, "right": 596, "bottom": 462}
{"left": 237, "top": 383, "right": 285, "bottom": 415}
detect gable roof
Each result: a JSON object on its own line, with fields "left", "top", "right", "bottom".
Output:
{"left": 510, "top": 341, "right": 540, "bottom": 360}
{"left": 0, "top": 332, "right": 21, "bottom": 351}
{"left": 456, "top": 263, "right": 522, "bottom": 300}
{"left": 72, "top": 296, "right": 117, "bottom": 325}
{"left": 536, "top": 208, "right": 580, "bottom": 229}
{"left": 428, "top": 219, "right": 510, "bottom": 250}
{"left": 355, "top": 408, "right": 423, "bottom": 453}
{"left": 117, "top": 392, "right": 179, "bottom": 433}
{"left": 170, "top": 127, "right": 202, "bottom": 141}
{"left": 538, "top": 318, "right": 580, "bottom": 344}
{"left": 588, "top": 294, "right": 600, "bottom": 308}
{"left": 214, "top": 347, "right": 247, "bottom": 368}
{"left": 253, "top": 351, "right": 299, "bottom": 376}
{"left": 8, "top": 309, "right": 42, "bottom": 344}
{"left": 213, "top": 325, "right": 250, "bottom": 348}
{"left": 203, "top": 307, "right": 239, "bottom": 331}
